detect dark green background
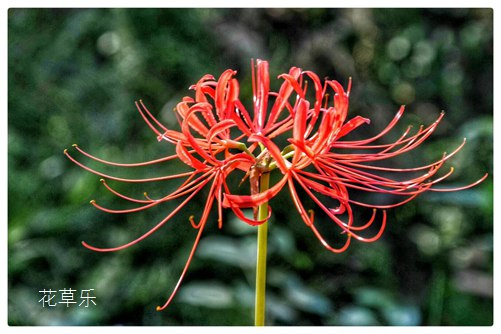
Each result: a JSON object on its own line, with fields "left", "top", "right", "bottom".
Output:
{"left": 8, "top": 8, "right": 493, "bottom": 325}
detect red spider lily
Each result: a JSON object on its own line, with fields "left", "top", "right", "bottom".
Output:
{"left": 66, "top": 59, "right": 487, "bottom": 312}
{"left": 223, "top": 59, "right": 488, "bottom": 253}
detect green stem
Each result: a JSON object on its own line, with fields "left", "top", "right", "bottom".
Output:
{"left": 254, "top": 172, "right": 270, "bottom": 326}
{"left": 428, "top": 268, "right": 446, "bottom": 325}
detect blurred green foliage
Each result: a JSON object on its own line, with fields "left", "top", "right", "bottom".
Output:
{"left": 8, "top": 8, "right": 492, "bottom": 325}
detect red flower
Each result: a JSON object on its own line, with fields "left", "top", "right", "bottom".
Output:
{"left": 66, "top": 59, "right": 487, "bottom": 311}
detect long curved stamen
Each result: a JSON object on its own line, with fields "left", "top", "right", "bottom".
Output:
{"left": 72, "top": 144, "right": 180, "bottom": 167}
{"left": 82, "top": 174, "right": 213, "bottom": 252}
{"left": 139, "top": 100, "right": 168, "bottom": 133}
{"left": 344, "top": 209, "right": 377, "bottom": 232}
{"left": 319, "top": 156, "right": 450, "bottom": 195}
{"left": 156, "top": 173, "right": 220, "bottom": 311}
{"left": 299, "top": 162, "right": 433, "bottom": 197}
{"left": 430, "top": 172, "right": 489, "bottom": 192}
{"left": 292, "top": 171, "right": 355, "bottom": 229}
{"left": 335, "top": 138, "right": 467, "bottom": 173}
{"left": 332, "top": 124, "right": 413, "bottom": 150}
{"left": 156, "top": 214, "right": 207, "bottom": 311}
{"left": 91, "top": 172, "right": 215, "bottom": 214}
{"left": 65, "top": 148, "right": 200, "bottom": 183}
{"left": 293, "top": 171, "right": 386, "bottom": 241}
{"left": 320, "top": 156, "right": 445, "bottom": 191}
{"left": 338, "top": 105, "right": 406, "bottom": 146}
{"left": 99, "top": 178, "right": 153, "bottom": 204}
{"left": 135, "top": 101, "right": 165, "bottom": 139}
{"left": 333, "top": 125, "right": 427, "bottom": 162}
{"left": 287, "top": 177, "right": 352, "bottom": 252}
{"left": 333, "top": 112, "right": 445, "bottom": 160}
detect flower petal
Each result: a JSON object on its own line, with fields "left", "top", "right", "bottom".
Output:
{"left": 335, "top": 115, "right": 371, "bottom": 140}
{"left": 293, "top": 99, "right": 309, "bottom": 143}
{"left": 223, "top": 174, "right": 288, "bottom": 208}
{"left": 215, "top": 69, "right": 237, "bottom": 121}
{"left": 254, "top": 59, "right": 270, "bottom": 131}
{"left": 266, "top": 66, "right": 302, "bottom": 131}
{"left": 176, "top": 141, "right": 207, "bottom": 171}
